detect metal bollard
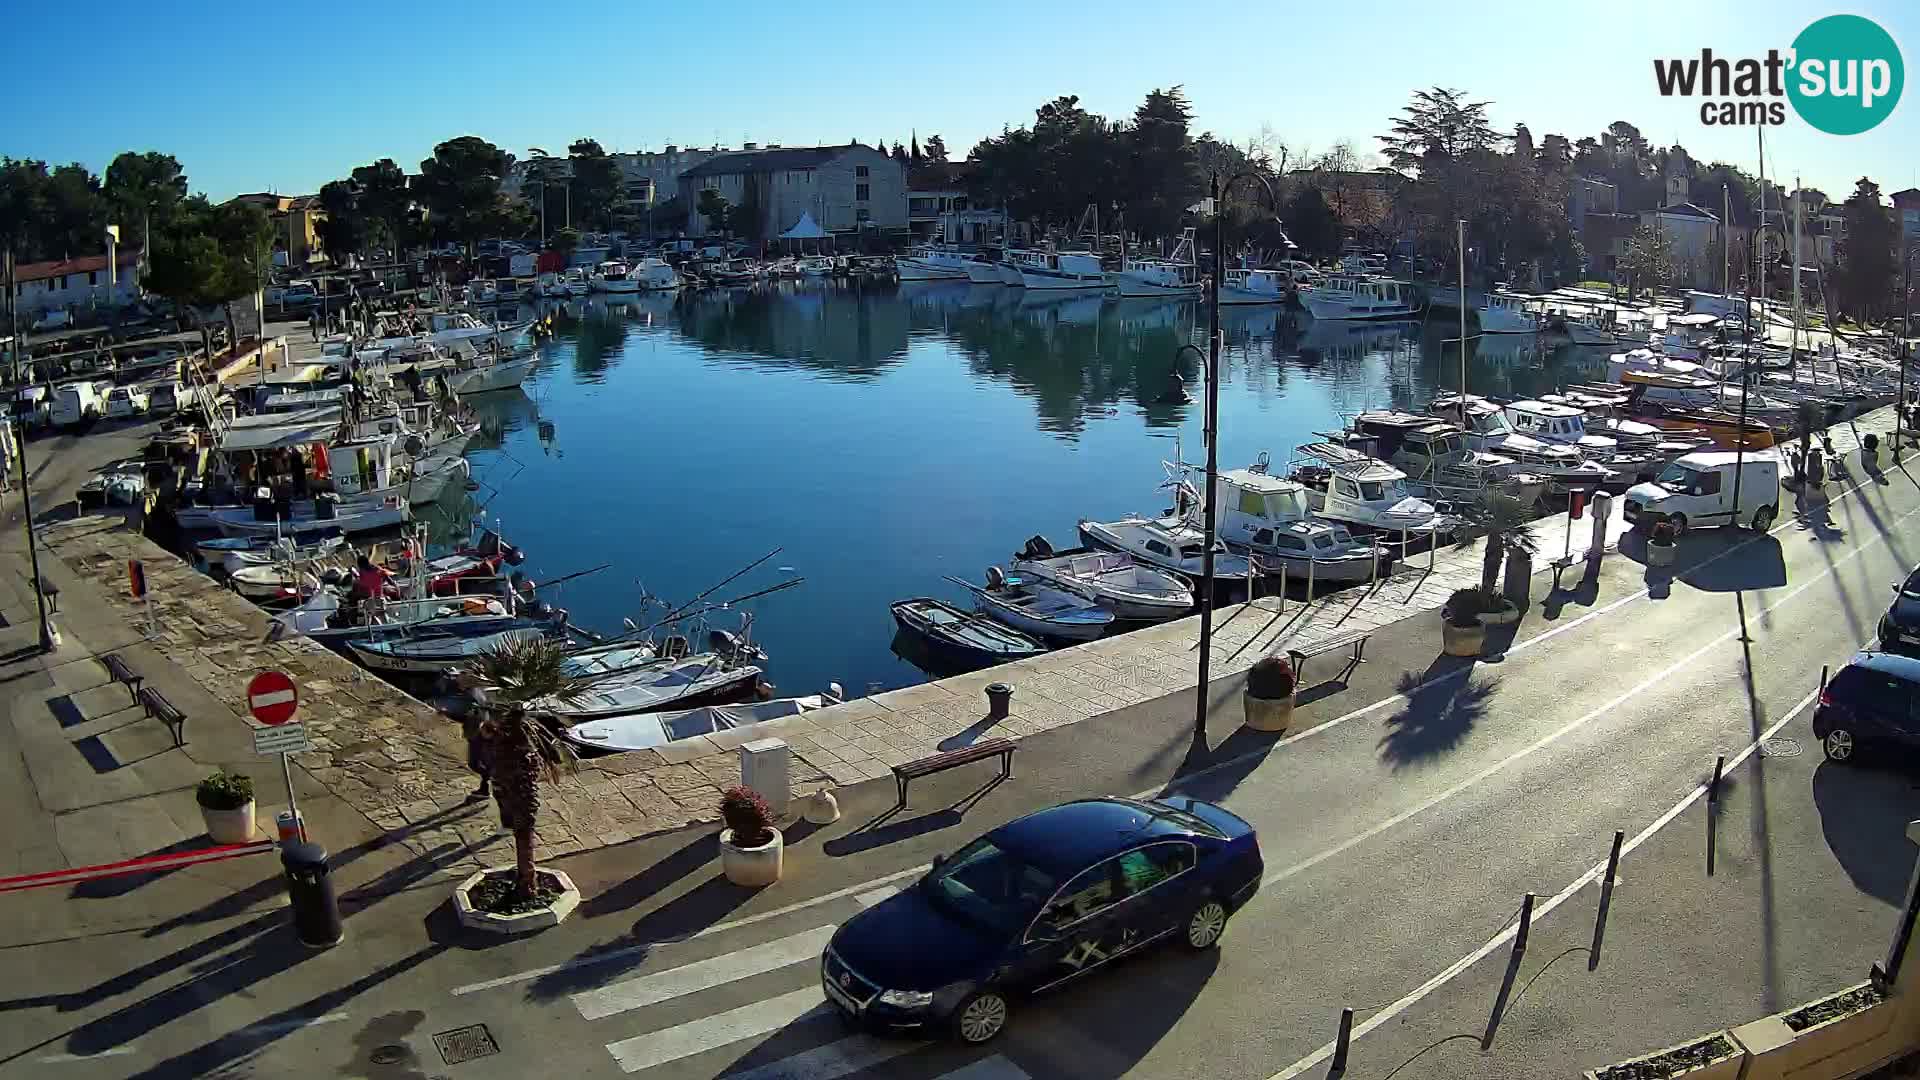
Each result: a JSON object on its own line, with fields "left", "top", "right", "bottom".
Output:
{"left": 1514, "top": 892, "right": 1535, "bottom": 956}
{"left": 985, "top": 682, "right": 1013, "bottom": 721}
{"left": 281, "top": 841, "right": 343, "bottom": 948}
{"left": 1329, "top": 1006, "right": 1355, "bottom": 1074}
{"left": 1590, "top": 830, "right": 1624, "bottom": 970}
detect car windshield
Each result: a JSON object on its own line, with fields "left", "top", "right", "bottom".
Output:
{"left": 921, "top": 838, "right": 1058, "bottom": 936}
{"left": 1654, "top": 463, "right": 1700, "bottom": 490}
{"left": 1903, "top": 570, "right": 1920, "bottom": 599}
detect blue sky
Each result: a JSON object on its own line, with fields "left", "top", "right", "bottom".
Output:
{"left": 9, "top": 0, "right": 1917, "bottom": 202}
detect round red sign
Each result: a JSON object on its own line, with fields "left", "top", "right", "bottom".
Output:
{"left": 247, "top": 670, "right": 298, "bottom": 726}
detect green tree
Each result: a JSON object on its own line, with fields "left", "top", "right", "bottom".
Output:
{"left": 314, "top": 180, "right": 364, "bottom": 265}
{"left": 351, "top": 158, "right": 411, "bottom": 259}
{"left": 103, "top": 151, "right": 188, "bottom": 244}
{"left": 0, "top": 159, "right": 51, "bottom": 256}
{"left": 1377, "top": 87, "right": 1504, "bottom": 269}
{"left": 458, "top": 636, "right": 587, "bottom": 903}
{"left": 1622, "top": 222, "right": 1674, "bottom": 294}
{"left": 416, "top": 136, "right": 514, "bottom": 258}
{"left": 1837, "top": 176, "right": 1898, "bottom": 322}
{"left": 696, "top": 189, "right": 732, "bottom": 235}
{"left": 567, "top": 138, "right": 622, "bottom": 230}
{"left": 40, "top": 163, "right": 107, "bottom": 262}
{"left": 1455, "top": 492, "right": 1539, "bottom": 596}
{"left": 550, "top": 227, "right": 580, "bottom": 258}
{"left": 1122, "top": 86, "right": 1201, "bottom": 240}
{"left": 1281, "top": 186, "right": 1340, "bottom": 258}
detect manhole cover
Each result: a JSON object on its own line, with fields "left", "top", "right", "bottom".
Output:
{"left": 368, "top": 1045, "right": 409, "bottom": 1065}
{"left": 434, "top": 1024, "right": 500, "bottom": 1065}
{"left": 1760, "top": 738, "right": 1802, "bottom": 758}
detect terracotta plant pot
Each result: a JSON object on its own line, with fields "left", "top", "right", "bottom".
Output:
{"left": 1648, "top": 540, "right": 1676, "bottom": 567}
{"left": 1441, "top": 617, "right": 1485, "bottom": 657}
{"left": 1243, "top": 691, "right": 1294, "bottom": 732}
{"left": 201, "top": 800, "right": 256, "bottom": 844}
{"left": 720, "top": 827, "right": 784, "bottom": 887}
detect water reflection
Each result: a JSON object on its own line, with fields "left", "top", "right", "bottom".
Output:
{"left": 671, "top": 284, "right": 911, "bottom": 380}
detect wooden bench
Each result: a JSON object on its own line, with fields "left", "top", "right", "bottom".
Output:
{"left": 1287, "top": 629, "right": 1372, "bottom": 687}
{"left": 136, "top": 686, "right": 187, "bottom": 748}
{"left": 892, "top": 738, "right": 1016, "bottom": 809}
{"left": 100, "top": 653, "right": 143, "bottom": 703}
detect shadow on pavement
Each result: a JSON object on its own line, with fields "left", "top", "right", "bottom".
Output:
{"left": 1813, "top": 760, "right": 1920, "bottom": 906}
{"left": 825, "top": 773, "right": 1006, "bottom": 858}
{"left": 1679, "top": 534, "right": 1787, "bottom": 592}
{"left": 1158, "top": 724, "right": 1285, "bottom": 804}
{"left": 1540, "top": 562, "right": 1601, "bottom": 621}
{"left": 1378, "top": 659, "right": 1496, "bottom": 769}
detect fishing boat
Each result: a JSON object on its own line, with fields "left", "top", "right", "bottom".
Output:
{"left": 1010, "top": 536, "right": 1193, "bottom": 622}
{"left": 1166, "top": 457, "right": 1388, "bottom": 583}
{"left": 1077, "top": 517, "right": 1256, "bottom": 585}
{"left": 560, "top": 691, "right": 844, "bottom": 754}
{"left": 1009, "top": 249, "right": 1106, "bottom": 291}
{"left": 1478, "top": 291, "right": 1538, "bottom": 334}
{"left": 349, "top": 624, "right": 556, "bottom": 675}
{"left": 559, "top": 640, "right": 660, "bottom": 680}
{"left": 1109, "top": 230, "right": 1202, "bottom": 298}
{"left": 945, "top": 572, "right": 1114, "bottom": 644}
{"left": 591, "top": 260, "right": 642, "bottom": 294}
{"left": 890, "top": 598, "right": 1046, "bottom": 671}
{"left": 211, "top": 495, "right": 410, "bottom": 538}
{"left": 1287, "top": 442, "right": 1453, "bottom": 536}
{"left": 1299, "top": 275, "right": 1420, "bottom": 321}
{"left": 562, "top": 268, "right": 592, "bottom": 296}
{"left": 535, "top": 650, "right": 766, "bottom": 719}
{"left": 445, "top": 354, "right": 536, "bottom": 396}
{"left": 1218, "top": 267, "right": 1287, "bottom": 305}
{"left": 1432, "top": 394, "right": 1620, "bottom": 493}
{"left": 896, "top": 244, "right": 975, "bottom": 281}
{"left": 197, "top": 530, "right": 344, "bottom": 567}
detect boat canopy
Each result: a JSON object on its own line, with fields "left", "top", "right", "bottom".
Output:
{"left": 780, "top": 212, "right": 829, "bottom": 239}
{"left": 219, "top": 407, "right": 342, "bottom": 452}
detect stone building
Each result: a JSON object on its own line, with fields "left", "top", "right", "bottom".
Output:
{"left": 677, "top": 144, "right": 905, "bottom": 239}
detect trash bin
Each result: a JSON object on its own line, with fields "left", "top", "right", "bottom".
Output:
{"left": 281, "top": 841, "right": 343, "bottom": 948}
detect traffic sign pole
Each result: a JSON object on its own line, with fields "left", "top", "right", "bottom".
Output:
{"left": 246, "top": 671, "right": 305, "bottom": 843}
{"left": 280, "top": 751, "right": 304, "bottom": 843}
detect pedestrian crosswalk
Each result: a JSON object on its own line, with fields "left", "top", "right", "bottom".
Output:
{"left": 541, "top": 886, "right": 1033, "bottom": 1078}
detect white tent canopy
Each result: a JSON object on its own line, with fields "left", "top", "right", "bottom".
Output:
{"left": 780, "top": 212, "right": 828, "bottom": 240}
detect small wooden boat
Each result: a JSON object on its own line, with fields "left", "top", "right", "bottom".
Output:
{"left": 945, "top": 573, "right": 1114, "bottom": 643}
{"left": 559, "top": 640, "right": 660, "bottom": 680}
{"left": 348, "top": 623, "right": 555, "bottom": 675}
{"left": 1010, "top": 536, "right": 1193, "bottom": 622}
{"left": 890, "top": 597, "right": 1046, "bottom": 672}
{"left": 536, "top": 651, "right": 764, "bottom": 720}
{"left": 560, "top": 691, "right": 842, "bottom": 754}
{"left": 197, "top": 530, "right": 344, "bottom": 563}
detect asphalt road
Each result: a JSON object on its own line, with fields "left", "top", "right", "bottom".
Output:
{"left": 4, "top": 432, "right": 1918, "bottom": 1079}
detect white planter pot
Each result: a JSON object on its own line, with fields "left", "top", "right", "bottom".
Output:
{"left": 1242, "top": 691, "right": 1294, "bottom": 732}
{"left": 201, "top": 800, "right": 256, "bottom": 844}
{"left": 452, "top": 866, "right": 582, "bottom": 935}
{"left": 1648, "top": 541, "right": 1676, "bottom": 567}
{"left": 1441, "top": 618, "right": 1485, "bottom": 657}
{"left": 720, "top": 827, "right": 784, "bottom": 887}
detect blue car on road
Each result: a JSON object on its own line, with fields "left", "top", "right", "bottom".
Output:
{"left": 822, "top": 795, "right": 1263, "bottom": 1044}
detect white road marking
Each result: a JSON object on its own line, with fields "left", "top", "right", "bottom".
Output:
{"left": 37, "top": 1047, "right": 136, "bottom": 1063}
{"left": 933, "top": 1057, "right": 1035, "bottom": 1080}
{"left": 451, "top": 872, "right": 923, "bottom": 997}
{"left": 230, "top": 1011, "right": 351, "bottom": 1038}
{"left": 721, "top": 1033, "right": 925, "bottom": 1079}
{"left": 605, "top": 987, "right": 831, "bottom": 1073}
{"left": 1268, "top": 682, "right": 1825, "bottom": 1079}
{"left": 853, "top": 886, "right": 900, "bottom": 908}
{"left": 573, "top": 926, "right": 836, "bottom": 1020}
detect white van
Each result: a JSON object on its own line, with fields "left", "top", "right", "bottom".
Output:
{"left": 52, "top": 381, "right": 107, "bottom": 428}
{"left": 105, "top": 384, "right": 152, "bottom": 420}
{"left": 12, "top": 387, "right": 51, "bottom": 431}
{"left": 148, "top": 380, "right": 188, "bottom": 415}
{"left": 1624, "top": 450, "right": 1781, "bottom": 533}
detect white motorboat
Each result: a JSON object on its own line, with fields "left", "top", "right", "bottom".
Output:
{"left": 1110, "top": 230, "right": 1202, "bottom": 298}
{"left": 1078, "top": 517, "right": 1256, "bottom": 585}
{"left": 1010, "top": 536, "right": 1193, "bottom": 622}
{"left": 1219, "top": 268, "right": 1286, "bottom": 305}
{"left": 349, "top": 625, "right": 552, "bottom": 675}
{"left": 562, "top": 268, "right": 591, "bottom": 296}
{"left": 994, "top": 258, "right": 1025, "bottom": 287}
{"left": 561, "top": 692, "right": 841, "bottom": 754}
{"left": 1009, "top": 249, "right": 1106, "bottom": 291}
{"left": 1170, "top": 459, "right": 1386, "bottom": 583}
{"left": 424, "top": 311, "right": 534, "bottom": 352}
{"left": 534, "top": 272, "right": 567, "bottom": 298}
{"left": 446, "top": 355, "right": 537, "bottom": 396}
{"left": 535, "top": 652, "right": 764, "bottom": 720}
{"left": 797, "top": 257, "right": 835, "bottom": 278}
{"left": 1502, "top": 399, "right": 1621, "bottom": 458}
{"left": 1433, "top": 394, "right": 1618, "bottom": 493}
{"left": 220, "top": 534, "right": 347, "bottom": 576}
{"left": 212, "top": 495, "right": 409, "bottom": 538}
{"left": 965, "top": 256, "right": 1002, "bottom": 285}
{"left": 592, "top": 260, "right": 642, "bottom": 293}
{"left": 946, "top": 572, "right": 1114, "bottom": 643}
{"left": 1300, "top": 275, "right": 1420, "bottom": 321}
{"left": 560, "top": 640, "right": 659, "bottom": 680}
{"left": 1287, "top": 442, "right": 1453, "bottom": 536}
{"left": 631, "top": 257, "right": 681, "bottom": 290}
{"left": 895, "top": 244, "right": 973, "bottom": 281}
{"left": 1478, "top": 291, "right": 1538, "bottom": 334}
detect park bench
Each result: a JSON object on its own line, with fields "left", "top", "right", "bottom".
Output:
{"left": 100, "top": 653, "right": 143, "bottom": 703}
{"left": 136, "top": 685, "right": 187, "bottom": 748}
{"left": 1287, "top": 629, "right": 1372, "bottom": 688}
{"left": 892, "top": 737, "right": 1016, "bottom": 810}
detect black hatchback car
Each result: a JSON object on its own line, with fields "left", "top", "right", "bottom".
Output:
{"left": 821, "top": 795, "right": 1262, "bottom": 1044}
{"left": 1878, "top": 566, "right": 1920, "bottom": 655}
{"left": 1813, "top": 651, "right": 1920, "bottom": 763}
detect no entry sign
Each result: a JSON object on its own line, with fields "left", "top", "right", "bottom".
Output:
{"left": 247, "top": 670, "right": 298, "bottom": 726}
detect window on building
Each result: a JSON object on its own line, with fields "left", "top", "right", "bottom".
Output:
{"left": 856, "top": 165, "right": 869, "bottom": 178}
{"left": 856, "top": 208, "right": 870, "bottom": 222}
{"left": 856, "top": 184, "right": 869, "bottom": 202}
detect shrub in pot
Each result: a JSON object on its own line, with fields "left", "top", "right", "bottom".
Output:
{"left": 197, "top": 770, "right": 256, "bottom": 844}
{"left": 1243, "top": 654, "right": 1296, "bottom": 732}
{"left": 1441, "top": 587, "right": 1488, "bottom": 656}
{"left": 719, "top": 785, "right": 783, "bottom": 887}
{"left": 1647, "top": 520, "right": 1677, "bottom": 567}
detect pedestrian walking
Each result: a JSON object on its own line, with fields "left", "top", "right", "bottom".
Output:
{"left": 308, "top": 310, "right": 320, "bottom": 342}
{"left": 1806, "top": 445, "right": 1827, "bottom": 493}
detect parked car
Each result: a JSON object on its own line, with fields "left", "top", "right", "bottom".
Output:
{"left": 1878, "top": 566, "right": 1920, "bottom": 654}
{"left": 1812, "top": 651, "right": 1920, "bottom": 763}
{"left": 1624, "top": 450, "right": 1781, "bottom": 533}
{"left": 31, "top": 310, "right": 71, "bottom": 332}
{"left": 822, "top": 795, "right": 1263, "bottom": 1044}
{"left": 104, "top": 384, "right": 152, "bottom": 420}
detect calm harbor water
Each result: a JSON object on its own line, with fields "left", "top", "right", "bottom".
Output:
{"left": 426, "top": 282, "right": 1614, "bottom": 699}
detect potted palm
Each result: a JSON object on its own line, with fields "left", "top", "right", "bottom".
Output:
{"left": 449, "top": 635, "right": 587, "bottom": 933}
{"left": 197, "top": 770, "right": 256, "bottom": 843}
{"left": 1458, "top": 492, "right": 1535, "bottom": 621}
{"left": 1441, "top": 587, "right": 1487, "bottom": 656}
{"left": 1648, "top": 519, "right": 1678, "bottom": 567}
{"left": 1243, "top": 654, "right": 1296, "bottom": 732}
{"left": 719, "top": 785, "right": 783, "bottom": 887}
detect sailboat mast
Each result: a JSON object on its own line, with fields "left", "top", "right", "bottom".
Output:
{"left": 1792, "top": 175, "right": 1803, "bottom": 382}
{"left": 1722, "top": 184, "right": 1730, "bottom": 298}
{"left": 1457, "top": 219, "right": 1467, "bottom": 400}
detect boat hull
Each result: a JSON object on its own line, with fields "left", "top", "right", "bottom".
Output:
{"left": 1017, "top": 268, "right": 1106, "bottom": 291}
{"left": 995, "top": 263, "right": 1025, "bottom": 287}
{"left": 213, "top": 502, "right": 408, "bottom": 538}
{"left": 974, "top": 594, "right": 1111, "bottom": 643}
{"left": 891, "top": 600, "right": 1045, "bottom": 672}
{"left": 895, "top": 260, "right": 969, "bottom": 282}
{"left": 1111, "top": 273, "right": 1202, "bottom": 298}
{"left": 965, "top": 261, "right": 1003, "bottom": 284}
{"left": 449, "top": 358, "right": 536, "bottom": 395}
{"left": 1219, "top": 284, "right": 1284, "bottom": 305}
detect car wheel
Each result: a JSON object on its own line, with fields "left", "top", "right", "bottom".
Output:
{"left": 1822, "top": 728, "right": 1857, "bottom": 764}
{"left": 1751, "top": 505, "right": 1776, "bottom": 531}
{"left": 951, "top": 990, "right": 1010, "bottom": 1044}
{"left": 1185, "top": 898, "right": 1230, "bottom": 949}
{"left": 1669, "top": 514, "right": 1688, "bottom": 536}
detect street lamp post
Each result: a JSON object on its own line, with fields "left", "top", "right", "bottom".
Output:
{"left": 3, "top": 249, "right": 54, "bottom": 652}
{"left": 1191, "top": 170, "right": 1285, "bottom": 742}
{"left": 1900, "top": 243, "right": 1914, "bottom": 462}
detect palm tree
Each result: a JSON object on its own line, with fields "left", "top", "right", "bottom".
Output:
{"left": 458, "top": 636, "right": 587, "bottom": 901}
{"left": 1457, "top": 492, "right": 1540, "bottom": 596}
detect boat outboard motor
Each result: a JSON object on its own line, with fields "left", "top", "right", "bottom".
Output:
{"left": 984, "top": 565, "right": 1007, "bottom": 590}
{"left": 1022, "top": 535, "right": 1054, "bottom": 560}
